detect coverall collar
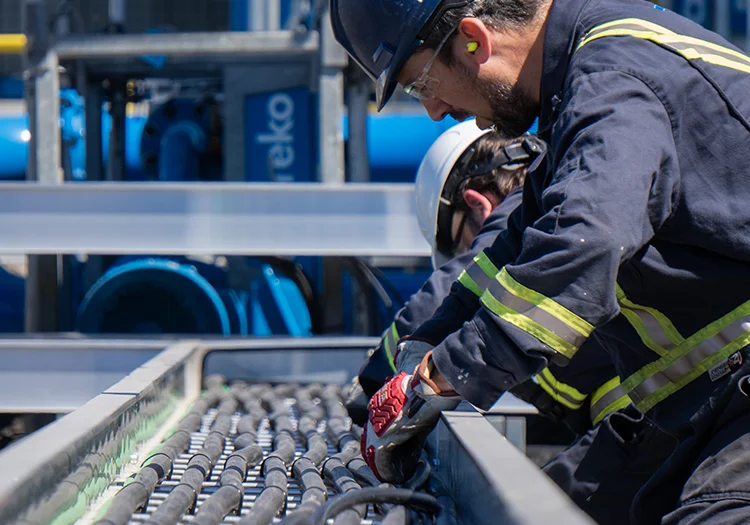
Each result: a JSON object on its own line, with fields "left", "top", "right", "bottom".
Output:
{"left": 538, "top": 0, "right": 596, "bottom": 136}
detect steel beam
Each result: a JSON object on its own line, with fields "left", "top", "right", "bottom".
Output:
{"left": 0, "top": 337, "right": 174, "bottom": 413}
{"left": 0, "top": 182, "right": 432, "bottom": 256}
{"left": 54, "top": 31, "right": 317, "bottom": 60}
{"left": 427, "top": 410, "right": 595, "bottom": 525}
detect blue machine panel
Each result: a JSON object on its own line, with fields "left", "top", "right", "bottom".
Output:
{"left": 731, "top": 0, "right": 747, "bottom": 36}
{"left": 674, "top": 0, "right": 714, "bottom": 30}
{"left": 245, "top": 87, "right": 315, "bottom": 182}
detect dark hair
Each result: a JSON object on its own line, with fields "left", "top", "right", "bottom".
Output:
{"left": 434, "top": 132, "right": 529, "bottom": 256}
{"left": 423, "top": 0, "right": 548, "bottom": 65}
{"left": 453, "top": 132, "right": 528, "bottom": 209}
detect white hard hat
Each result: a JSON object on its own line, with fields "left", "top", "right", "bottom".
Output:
{"left": 414, "top": 120, "right": 492, "bottom": 269}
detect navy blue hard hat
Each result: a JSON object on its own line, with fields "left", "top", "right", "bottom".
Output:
{"left": 330, "top": 0, "right": 472, "bottom": 111}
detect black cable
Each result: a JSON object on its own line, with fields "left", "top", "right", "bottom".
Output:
{"left": 340, "top": 258, "right": 381, "bottom": 335}
{"left": 280, "top": 386, "right": 331, "bottom": 525}
{"left": 192, "top": 384, "right": 267, "bottom": 525}
{"left": 237, "top": 390, "right": 297, "bottom": 525}
{"left": 311, "top": 488, "right": 440, "bottom": 525}
{"left": 259, "top": 256, "right": 325, "bottom": 334}
{"left": 144, "top": 394, "right": 239, "bottom": 525}
{"left": 359, "top": 260, "right": 406, "bottom": 308}
{"left": 94, "top": 382, "right": 225, "bottom": 525}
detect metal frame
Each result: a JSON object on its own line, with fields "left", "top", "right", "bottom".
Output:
{"left": 0, "top": 336, "right": 375, "bottom": 524}
{"left": 19, "top": 1, "right": 352, "bottom": 332}
{"left": 0, "top": 336, "right": 583, "bottom": 525}
{"left": 0, "top": 182, "right": 431, "bottom": 256}
{"left": 427, "top": 409, "right": 595, "bottom": 525}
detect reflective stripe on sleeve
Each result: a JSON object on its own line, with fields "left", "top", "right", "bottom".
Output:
{"left": 457, "top": 251, "right": 500, "bottom": 298}
{"left": 382, "top": 322, "right": 399, "bottom": 372}
{"left": 534, "top": 368, "right": 587, "bottom": 410}
{"left": 589, "top": 377, "right": 631, "bottom": 425}
{"left": 481, "top": 269, "right": 594, "bottom": 359}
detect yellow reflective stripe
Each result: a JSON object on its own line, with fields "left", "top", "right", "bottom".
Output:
{"left": 581, "top": 17, "right": 676, "bottom": 40}
{"left": 578, "top": 18, "right": 750, "bottom": 75}
{"left": 589, "top": 377, "right": 631, "bottom": 425}
{"left": 616, "top": 285, "right": 685, "bottom": 356}
{"left": 534, "top": 368, "right": 585, "bottom": 410}
{"left": 589, "top": 376, "right": 621, "bottom": 408}
{"left": 540, "top": 368, "right": 587, "bottom": 402}
{"left": 618, "top": 300, "right": 750, "bottom": 414}
{"left": 497, "top": 268, "right": 594, "bottom": 338}
{"left": 475, "top": 251, "right": 500, "bottom": 279}
{"left": 480, "top": 289, "right": 579, "bottom": 359}
{"left": 382, "top": 322, "right": 398, "bottom": 372}
{"left": 593, "top": 393, "right": 633, "bottom": 426}
{"left": 619, "top": 309, "right": 669, "bottom": 356}
{"left": 457, "top": 269, "right": 484, "bottom": 298}
{"left": 458, "top": 252, "right": 500, "bottom": 298}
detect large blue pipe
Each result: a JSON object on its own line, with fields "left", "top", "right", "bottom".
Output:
{"left": 0, "top": 115, "right": 29, "bottom": 178}
{"left": 0, "top": 111, "right": 146, "bottom": 180}
{"left": 0, "top": 110, "right": 469, "bottom": 182}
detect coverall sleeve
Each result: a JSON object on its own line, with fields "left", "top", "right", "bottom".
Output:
{"left": 411, "top": 191, "right": 527, "bottom": 343}
{"left": 431, "top": 70, "right": 680, "bottom": 409}
{"left": 357, "top": 190, "right": 522, "bottom": 396}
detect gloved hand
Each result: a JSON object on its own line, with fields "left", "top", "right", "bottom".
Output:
{"left": 394, "top": 339, "right": 435, "bottom": 375}
{"left": 362, "top": 352, "right": 461, "bottom": 483}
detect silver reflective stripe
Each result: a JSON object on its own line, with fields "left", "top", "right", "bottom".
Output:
{"left": 489, "top": 281, "right": 589, "bottom": 350}
{"left": 589, "top": 383, "right": 628, "bottom": 422}
{"left": 465, "top": 261, "right": 494, "bottom": 295}
{"left": 629, "top": 314, "right": 750, "bottom": 404}
{"left": 630, "top": 308, "right": 678, "bottom": 350}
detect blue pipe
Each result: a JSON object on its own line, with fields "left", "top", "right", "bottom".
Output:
{"left": 0, "top": 115, "right": 29, "bottom": 179}
{"left": 76, "top": 258, "right": 232, "bottom": 335}
{"left": 0, "top": 108, "right": 536, "bottom": 182}
{"left": 158, "top": 120, "right": 207, "bottom": 181}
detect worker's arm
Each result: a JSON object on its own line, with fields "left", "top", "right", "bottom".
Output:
{"left": 410, "top": 194, "right": 528, "bottom": 344}
{"left": 431, "top": 70, "right": 680, "bottom": 409}
{"left": 356, "top": 188, "right": 523, "bottom": 397}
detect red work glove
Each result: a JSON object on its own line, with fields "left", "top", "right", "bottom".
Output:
{"left": 362, "top": 352, "right": 461, "bottom": 483}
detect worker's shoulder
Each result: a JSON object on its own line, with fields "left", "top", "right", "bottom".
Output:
{"left": 570, "top": 2, "right": 739, "bottom": 84}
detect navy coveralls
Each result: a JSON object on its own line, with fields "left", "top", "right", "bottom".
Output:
{"left": 358, "top": 188, "right": 623, "bottom": 435}
{"left": 357, "top": 188, "right": 660, "bottom": 524}
{"left": 411, "top": 0, "right": 750, "bottom": 522}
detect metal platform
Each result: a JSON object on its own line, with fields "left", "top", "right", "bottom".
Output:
{"left": 0, "top": 337, "right": 594, "bottom": 525}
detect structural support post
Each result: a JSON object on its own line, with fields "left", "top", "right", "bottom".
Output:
{"left": 23, "top": 0, "right": 63, "bottom": 333}
{"left": 249, "top": 0, "right": 281, "bottom": 31}
{"left": 346, "top": 66, "right": 371, "bottom": 183}
{"left": 318, "top": 8, "right": 346, "bottom": 184}
{"left": 715, "top": 0, "right": 730, "bottom": 41}
{"left": 107, "top": 79, "right": 127, "bottom": 181}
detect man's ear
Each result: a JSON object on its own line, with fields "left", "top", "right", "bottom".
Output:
{"left": 457, "top": 17, "right": 492, "bottom": 65}
{"left": 463, "top": 189, "right": 493, "bottom": 220}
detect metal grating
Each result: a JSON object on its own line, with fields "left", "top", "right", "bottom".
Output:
{"left": 87, "top": 381, "right": 410, "bottom": 525}
{"left": 125, "top": 408, "right": 377, "bottom": 525}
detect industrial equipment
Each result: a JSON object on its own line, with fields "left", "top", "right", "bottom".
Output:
{"left": 0, "top": 337, "right": 595, "bottom": 525}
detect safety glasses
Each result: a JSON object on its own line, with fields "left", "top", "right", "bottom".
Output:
{"left": 402, "top": 26, "right": 456, "bottom": 101}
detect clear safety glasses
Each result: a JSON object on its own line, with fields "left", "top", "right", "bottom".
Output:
{"left": 402, "top": 27, "right": 456, "bottom": 101}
